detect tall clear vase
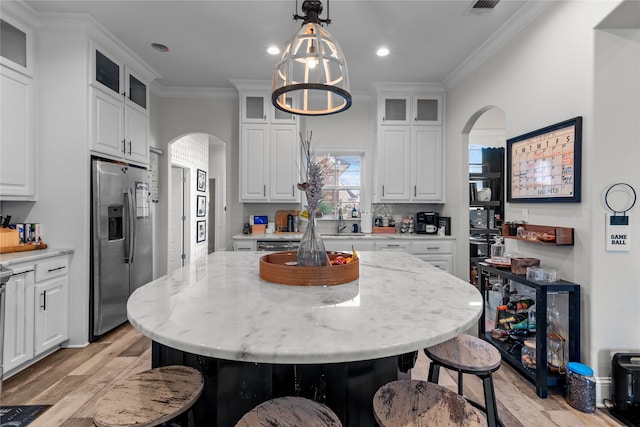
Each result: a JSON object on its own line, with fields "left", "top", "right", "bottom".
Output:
{"left": 297, "top": 210, "right": 328, "bottom": 266}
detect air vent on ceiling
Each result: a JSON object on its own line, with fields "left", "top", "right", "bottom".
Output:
{"left": 465, "top": 0, "right": 500, "bottom": 15}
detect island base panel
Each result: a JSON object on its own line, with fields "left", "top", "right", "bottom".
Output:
{"left": 152, "top": 342, "right": 399, "bottom": 426}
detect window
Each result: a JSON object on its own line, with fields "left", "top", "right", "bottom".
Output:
{"left": 313, "top": 153, "right": 362, "bottom": 217}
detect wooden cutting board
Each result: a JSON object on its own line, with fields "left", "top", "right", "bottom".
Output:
{"left": 0, "top": 242, "right": 48, "bottom": 254}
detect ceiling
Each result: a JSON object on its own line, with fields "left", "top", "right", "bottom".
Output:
{"left": 22, "top": 0, "right": 546, "bottom": 93}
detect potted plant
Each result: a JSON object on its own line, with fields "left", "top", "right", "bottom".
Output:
{"left": 504, "top": 220, "right": 523, "bottom": 236}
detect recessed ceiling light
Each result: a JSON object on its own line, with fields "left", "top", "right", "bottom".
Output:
{"left": 267, "top": 46, "right": 280, "bottom": 55}
{"left": 376, "top": 47, "right": 390, "bottom": 57}
{"left": 151, "top": 43, "right": 169, "bottom": 53}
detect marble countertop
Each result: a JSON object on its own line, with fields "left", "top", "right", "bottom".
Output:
{"left": 127, "top": 251, "right": 481, "bottom": 364}
{"left": 0, "top": 248, "right": 74, "bottom": 267}
{"left": 232, "top": 233, "right": 455, "bottom": 241}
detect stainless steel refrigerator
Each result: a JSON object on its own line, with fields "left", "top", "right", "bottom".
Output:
{"left": 90, "top": 158, "right": 152, "bottom": 341}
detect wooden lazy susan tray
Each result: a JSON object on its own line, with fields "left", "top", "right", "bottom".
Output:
{"left": 259, "top": 251, "right": 359, "bottom": 286}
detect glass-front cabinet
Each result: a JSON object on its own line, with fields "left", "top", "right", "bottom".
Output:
{"left": 89, "top": 40, "right": 150, "bottom": 165}
{"left": 413, "top": 95, "right": 443, "bottom": 125}
{"left": 0, "top": 16, "right": 33, "bottom": 76}
{"left": 241, "top": 92, "right": 296, "bottom": 124}
{"left": 379, "top": 93, "right": 443, "bottom": 126}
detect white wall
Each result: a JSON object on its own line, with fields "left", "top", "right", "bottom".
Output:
{"left": 170, "top": 134, "right": 209, "bottom": 261}
{"left": 150, "top": 94, "right": 239, "bottom": 272}
{"left": 443, "top": 0, "right": 637, "bottom": 395}
{"left": 208, "top": 137, "right": 227, "bottom": 252}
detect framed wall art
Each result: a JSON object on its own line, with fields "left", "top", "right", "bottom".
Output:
{"left": 197, "top": 169, "right": 206, "bottom": 192}
{"left": 197, "top": 195, "right": 206, "bottom": 217}
{"left": 197, "top": 220, "right": 206, "bottom": 243}
{"left": 507, "top": 116, "right": 582, "bottom": 203}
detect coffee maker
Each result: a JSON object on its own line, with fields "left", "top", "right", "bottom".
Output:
{"left": 416, "top": 212, "right": 439, "bottom": 234}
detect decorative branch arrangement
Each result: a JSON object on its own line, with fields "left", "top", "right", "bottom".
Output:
{"left": 297, "top": 131, "right": 324, "bottom": 210}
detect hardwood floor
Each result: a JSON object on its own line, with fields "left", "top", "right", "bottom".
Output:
{"left": 1, "top": 322, "right": 625, "bottom": 426}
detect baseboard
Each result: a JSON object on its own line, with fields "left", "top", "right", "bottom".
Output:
{"left": 596, "top": 376, "right": 612, "bottom": 408}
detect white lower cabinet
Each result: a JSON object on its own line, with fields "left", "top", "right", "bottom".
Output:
{"left": 2, "top": 254, "right": 69, "bottom": 378}
{"left": 375, "top": 241, "right": 411, "bottom": 253}
{"left": 3, "top": 266, "right": 35, "bottom": 374}
{"left": 34, "top": 275, "right": 68, "bottom": 356}
{"left": 233, "top": 240, "right": 257, "bottom": 251}
{"left": 411, "top": 240, "right": 454, "bottom": 274}
{"left": 324, "top": 239, "right": 375, "bottom": 253}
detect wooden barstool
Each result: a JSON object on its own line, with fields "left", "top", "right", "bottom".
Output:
{"left": 424, "top": 334, "right": 503, "bottom": 427}
{"left": 235, "top": 396, "right": 343, "bottom": 427}
{"left": 373, "top": 379, "right": 486, "bottom": 426}
{"left": 94, "top": 365, "right": 204, "bottom": 427}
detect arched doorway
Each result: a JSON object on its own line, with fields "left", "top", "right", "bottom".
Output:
{"left": 167, "top": 133, "right": 227, "bottom": 274}
{"left": 460, "top": 107, "right": 506, "bottom": 282}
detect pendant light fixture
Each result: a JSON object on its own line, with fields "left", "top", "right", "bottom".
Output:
{"left": 272, "top": 0, "right": 352, "bottom": 116}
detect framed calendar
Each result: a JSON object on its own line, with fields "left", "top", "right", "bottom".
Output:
{"left": 507, "top": 116, "right": 582, "bottom": 203}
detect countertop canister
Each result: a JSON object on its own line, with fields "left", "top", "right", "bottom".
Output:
{"left": 566, "top": 362, "right": 596, "bottom": 413}
{"left": 361, "top": 212, "right": 373, "bottom": 233}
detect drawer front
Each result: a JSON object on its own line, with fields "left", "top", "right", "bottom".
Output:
{"left": 234, "top": 241, "right": 257, "bottom": 251}
{"left": 375, "top": 242, "right": 411, "bottom": 253}
{"left": 35, "top": 256, "right": 69, "bottom": 282}
{"left": 414, "top": 254, "right": 453, "bottom": 274}
{"left": 412, "top": 240, "right": 453, "bottom": 254}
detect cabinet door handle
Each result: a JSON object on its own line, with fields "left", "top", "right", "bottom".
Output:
{"left": 414, "top": 185, "right": 417, "bottom": 197}
{"left": 427, "top": 247, "right": 440, "bottom": 250}
{"left": 263, "top": 185, "right": 266, "bottom": 197}
{"left": 12, "top": 269, "right": 35, "bottom": 276}
{"left": 128, "top": 141, "right": 132, "bottom": 155}
{"left": 122, "top": 139, "right": 126, "bottom": 153}
{"left": 47, "top": 266, "right": 66, "bottom": 272}
{"left": 292, "top": 185, "right": 294, "bottom": 196}
{"left": 382, "top": 185, "right": 385, "bottom": 197}
{"left": 41, "top": 291, "right": 47, "bottom": 310}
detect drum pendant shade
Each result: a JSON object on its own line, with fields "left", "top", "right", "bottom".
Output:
{"left": 272, "top": 1, "right": 351, "bottom": 116}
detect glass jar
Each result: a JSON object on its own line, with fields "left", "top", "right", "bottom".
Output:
{"left": 566, "top": 362, "right": 596, "bottom": 413}
{"left": 547, "top": 333, "right": 566, "bottom": 372}
{"left": 491, "top": 236, "right": 505, "bottom": 262}
{"left": 521, "top": 339, "right": 536, "bottom": 370}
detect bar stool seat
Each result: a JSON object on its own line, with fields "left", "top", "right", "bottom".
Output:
{"left": 373, "top": 379, "right": 486, "bottom": 426}
{"left": 94, "top": 365, "right": 204, "bottom": 427}
{"left": 424, "top": 334, "right": 503, "bottom": 427}
{"left": 235, "top": 396, "right": 342, "bottom": 427}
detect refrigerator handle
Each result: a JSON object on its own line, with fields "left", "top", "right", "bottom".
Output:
{"left": 128, "top": 187, "right": 136, "bottom": 264}
{"left": 123, "top": 190, "right": 131, "bottom": 263}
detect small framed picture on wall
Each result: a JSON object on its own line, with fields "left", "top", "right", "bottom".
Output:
{"left": 197, "top": 169, "right": 206, "bottom": 192}
{"left": 197, "top": 195, "right": 206, "bottom": 217}
{"left": 197, "top": 220, "right": 206, "bottom": 243}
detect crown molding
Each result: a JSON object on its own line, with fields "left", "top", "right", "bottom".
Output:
{"left": 443, "top": 1, "right": 555, "bottom": 91}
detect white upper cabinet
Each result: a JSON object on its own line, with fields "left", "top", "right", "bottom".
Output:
{"left": 373, "top": 84, "right": 445, "bottom": 203}
{"left": 89, "top": 40, "right": 149, "bottom": 165}
{"left": 0, "top": 16, "right": 34, "bottom": 77}
{"left": 378, "top": 93, "right": 443, "bottom": 126}
{"left": 0, "top": 14, "right": 35, "bottom": 201}
{"left": 412, "top": 95, "right": 443, "bottom": 126}
{"left": 235, "top": 81, "right": 300, "bottom": 203}
{"left": 0, "top": 66, "right": 35, "bottom": 200}
{"left": 240, "top": 91, "right": 297, "bottom": 124}
{"left": 379, "top": 94, "right": 410, "bottom": 125}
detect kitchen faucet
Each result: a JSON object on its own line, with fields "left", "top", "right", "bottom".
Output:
{"left": 337, "top": 207, "right": 346, "bottom": 234}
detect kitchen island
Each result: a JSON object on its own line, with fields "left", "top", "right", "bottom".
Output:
{"left": 127, "top": 251, "right": 482, "bottom": 426}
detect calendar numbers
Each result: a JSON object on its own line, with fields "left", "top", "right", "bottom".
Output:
{"left": 511, "top": 125, "right": 576, "bottom": 199}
